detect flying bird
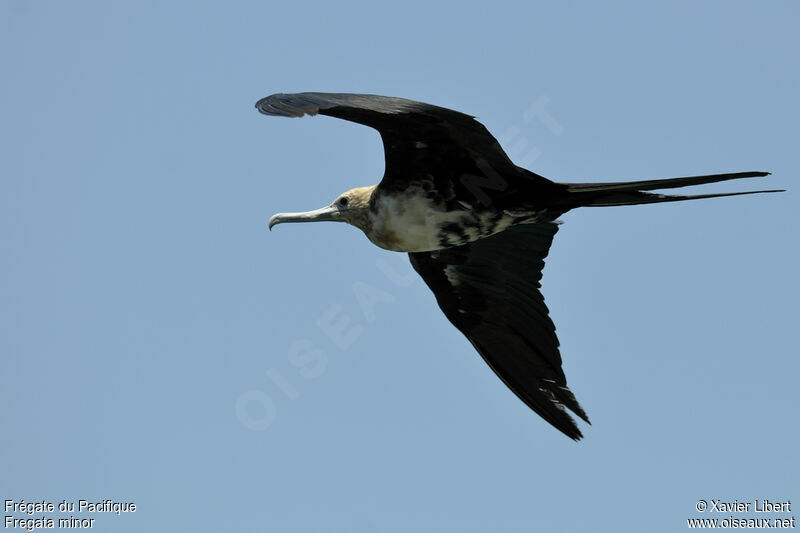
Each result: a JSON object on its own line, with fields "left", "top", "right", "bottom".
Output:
{"left": 257, "top": 92, "right": 780, "bottom": 440}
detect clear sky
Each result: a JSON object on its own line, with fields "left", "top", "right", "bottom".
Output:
{"left": 2, "top": 1, "right": 798, "bottom": 531}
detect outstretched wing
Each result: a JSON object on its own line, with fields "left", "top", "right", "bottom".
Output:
{"left": 409, "top": 222, "right": 589, "bottom": 440}
{"left": 256, "top": 92, "right": 547, "bottom": 197}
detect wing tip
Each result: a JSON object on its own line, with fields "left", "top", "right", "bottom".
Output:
{"left": 255, "top": 93, "right": 320, "bottom": 118}
{"left": 558, "top": 415, "right": 586, "bottom": 441}
{"left": 556, "top": 397, "right": 591, "bottom": 441}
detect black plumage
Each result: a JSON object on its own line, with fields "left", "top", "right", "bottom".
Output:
{"left": 258, "top": 92, "right": 781, "bottom": 439}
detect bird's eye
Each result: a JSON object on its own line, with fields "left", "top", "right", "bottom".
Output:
{"left": 338, "top": 197, "right": 349, "bottom": 207}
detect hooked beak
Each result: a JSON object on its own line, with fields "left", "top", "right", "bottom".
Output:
{"left": 268, "top": 205, "right": 342, "bottom": 230}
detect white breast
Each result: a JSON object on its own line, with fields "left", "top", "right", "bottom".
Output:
{"left": 367, "top": 191, "right": 515, "bottom": 252}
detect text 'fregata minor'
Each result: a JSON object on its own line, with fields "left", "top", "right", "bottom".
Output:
{"left": 257, "top": 92, "right": 781, "bottom": 440}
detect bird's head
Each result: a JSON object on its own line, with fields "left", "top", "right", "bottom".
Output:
{"left": 268, "top": 185, "right": 376, "bottom": 232}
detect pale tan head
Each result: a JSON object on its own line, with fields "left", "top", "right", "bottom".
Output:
{"left": 268, "top": 185, "right": 377, "bottom": 232}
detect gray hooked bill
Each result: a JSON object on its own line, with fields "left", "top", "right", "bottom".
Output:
{"left": 268, "top": 205, "right": 342, "bottom": 230}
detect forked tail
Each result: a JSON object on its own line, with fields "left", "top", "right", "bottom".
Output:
{"left": 563, "top": 171, "right": 783, "bottom": 207}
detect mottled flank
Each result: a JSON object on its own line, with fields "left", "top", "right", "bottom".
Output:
{"left": 260, "top": 91, "right": 780, "bottom": 440}
{"left": 366, "top": 188, "right": 520, "bottom": 252}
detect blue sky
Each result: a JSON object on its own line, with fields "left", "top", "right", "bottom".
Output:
{"left": 2, "top": 1, "right": 797, "bottom": 531}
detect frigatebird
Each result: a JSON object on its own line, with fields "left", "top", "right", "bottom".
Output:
{"left": 258, "top": 92, "right": 780, "bottom": 440}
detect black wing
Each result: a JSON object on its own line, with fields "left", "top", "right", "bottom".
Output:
{"left": 409, "top": 222, "right": 589, "bottom": 440}
{"left": 256, "top": 92, "right": 555, "bottom": 202}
